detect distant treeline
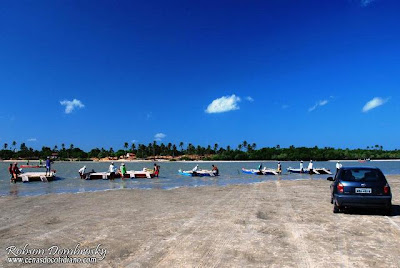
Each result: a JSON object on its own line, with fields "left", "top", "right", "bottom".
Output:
{"left": 0, "top": 141, "right": 399, "bottom": 161}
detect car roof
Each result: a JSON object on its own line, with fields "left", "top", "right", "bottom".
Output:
{"left": 341, "top": 166, "right": 379, "bottom": 170}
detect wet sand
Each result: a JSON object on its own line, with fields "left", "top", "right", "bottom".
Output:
{"left": 1, "top": 176, "right": 400, "bottom": 267}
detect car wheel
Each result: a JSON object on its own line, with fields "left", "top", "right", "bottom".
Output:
{"left": 330, "top": 196, "right": 333, "bottom": 204}
{"left": 384, "top": 204, "right": 392, "bottom": 216}
{"left": 333, "top": 203, "right": 340, "bottom": 213}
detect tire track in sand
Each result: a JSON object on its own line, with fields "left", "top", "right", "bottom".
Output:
{"left": 160, "top": 185, "right": 252, "bottom": 268}
{"left": 275, "top": 181, "right": 314, "bottom": 268}
{"left": 123, "top": 185, "right": 241, "bottom": 267}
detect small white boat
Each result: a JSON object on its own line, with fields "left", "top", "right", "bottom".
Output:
{"left": 241, "top": 168, "right": 279, "bottom": 175}
{"left": 127, "top": 168, "right": 156, "bottom": 179}
{"left": 287, "top": 167, "right": 332, "bottom": 175}
{"left": 178, "top": 169, "right": 218, "bottom": 177}
{"left": 17, "top": 171, "right": 56, "bottom": 182}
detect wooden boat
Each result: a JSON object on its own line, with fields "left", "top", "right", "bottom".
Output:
{"left": 127, "top": 169, "right": 155, "bottom": 179}
{"left": 178, "top": 169, "right": 218, "bottom": 177}
{"left": 84, "top": 172, "right": 120, "bottom": 180}
{"left": 287, "top": 168, "right": 332, "bottom": 175}
{"left": 241, "top": 168, "right": 278, "bottom": 175}
{"left": 17, "top": 171, "right": 56, "bottom": 182}
{"left": 84, "top": 169, "right": 155, "bottom": 180}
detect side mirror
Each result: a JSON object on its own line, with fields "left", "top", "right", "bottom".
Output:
{"left": 327, "top": 177, "right": 334, "bottom": 181}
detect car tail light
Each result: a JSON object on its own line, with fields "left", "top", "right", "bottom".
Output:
{"left": 337, "top": 183, "right": 344, "bottom": 193}
{"left": 384, "top": 185, "right": 390, "bottom": 194}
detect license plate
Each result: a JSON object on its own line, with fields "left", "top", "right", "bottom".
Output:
{"left": 355, "top": 188, "right": 372, "bottom": 193}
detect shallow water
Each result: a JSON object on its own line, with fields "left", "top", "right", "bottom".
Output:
{"left": 0, "top": 160, "right": 399, "bottom": 196}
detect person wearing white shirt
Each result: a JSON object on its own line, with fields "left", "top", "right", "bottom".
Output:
{"left": 336, "top": 161, "right": 342, "bottom": 173}
{"left": 300, "top": 161, "right": 304, "bottom": 173}
{"left": 78, "top": 166, "right": 86, "bottom": 179}
{"left": 109, "top": 162, "right": 116, "bottom": 180}
{"left": 308, "top": 160, "right": 313, "bottom": 174}
{"left": 192, "top": 165, "right": 199, "bottom": 172}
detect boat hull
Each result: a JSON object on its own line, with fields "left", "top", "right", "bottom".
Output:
{"left": 178, "top": 170, "right": 218, "bottom": 177}
{"left": 241, "top": 168, "right": 278, "bottom": 175}
{"left": 287, "top": 168, "right": 331, "bottom": 175}
{"left": 17, "top": 172, "right": 56, "bottom": 182}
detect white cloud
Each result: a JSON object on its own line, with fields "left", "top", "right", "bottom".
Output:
{"left": 308, "top": 100, "right": 329, "bottom": 112}
{"left": 245, "top": 96, "right": 254, "bottom": 102}
{"left": 362, "top": 97, "right": 388, "bottom": 112}
{"left": 27, "top": 138, "right": 37, "bottom": 142}
{"left": 205, "top": 94, "right": 241, "bottom": 114}
{"left": 131, "top": 139, "right": 138, "bottom": 143}
{"left": 60, "top": 99, "right": 85, "bottom": 114}
{"left": 154, "top": 133, "right": 166, "bottom": 141}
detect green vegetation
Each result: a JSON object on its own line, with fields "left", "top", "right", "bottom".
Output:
{"left": 0, "top": 141, "right": 399, "bottom": 161}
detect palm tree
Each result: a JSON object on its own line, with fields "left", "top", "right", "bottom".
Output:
{"left": 242, "top": 141, "right": 248, "bottom": 150}
{"left": 214, "top": 143, "right": 219, "bottom": 153}
{"left": 247, "top": 144, "right": 252, "bottom": 152}
{"left": 167, "top": 143, "right": 172, "bottom": 155}
{"left": 12, "top": 141, "right": 17, "bottom": 151}
{"left": 227, "top": 145, "right": 231, "bottom": 152}
{"left": 3, "top": 143, "right": 8, "bottom": 150}
{"left": 124, "top": 142, "right": 129, "bottom": 150}
{"left": 179, "top": 142, "right": 184, "bottom": 152}
{"left": 131, "top": 143, "right": 136, "bottom": 153}
{"left": 252, "top": 143, "right": 256, "bottom": 150}
{"left": 53, "top": 145, "right": 58, "bottom": 151}
{"left": 238, "top": 144, "right": 243, "bottom": 151}
{"left": 70, "top": 144, "right": 74, "bottom": 150}
{"left": 172, "top": 144, "right": 177, "bottom": 157}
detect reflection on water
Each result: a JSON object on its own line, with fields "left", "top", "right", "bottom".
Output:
{"left": 0, "top": 161, "right": 399, "bottom": 197}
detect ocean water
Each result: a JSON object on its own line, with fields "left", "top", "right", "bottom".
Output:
{"left": 0, "top": 160, "right": 399, "bottom": 197}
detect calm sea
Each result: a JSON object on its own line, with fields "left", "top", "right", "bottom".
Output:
{"left": 1, "top": 160, "right": 399, "bottom": 197}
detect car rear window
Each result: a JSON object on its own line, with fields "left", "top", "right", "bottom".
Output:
{"left": 339, "top": 169, "right": 385, "bottom": 182}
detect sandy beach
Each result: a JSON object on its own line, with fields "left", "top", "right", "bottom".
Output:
{"left": 1, "top": 176, "right": 400, "bottom": 267}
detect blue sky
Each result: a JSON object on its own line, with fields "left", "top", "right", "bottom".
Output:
{"left": 0, "top": 0, "right": 399, "bottom": 150}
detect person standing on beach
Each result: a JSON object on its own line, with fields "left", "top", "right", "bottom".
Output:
{"left": 308, "top": 160, "right": 314, "bottom": 175}
{"left": 45, "top": 157, "right": 51, "bottom": 176}
{"left": 109, "top": 162, "right": 116, "bottom": 180}
{"left": 277, "top": 162, "right": 282, "bottom": 174}
{"left": 336, "top": 161, "right": 342, "bottom": 173}
{"left": 300, "top": 161, "right": 304, "bottom": 173}
{"left": 120, "top": 163, "right": 127, "bottom": 179}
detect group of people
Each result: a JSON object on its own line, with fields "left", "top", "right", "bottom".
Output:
{"left": 298, "top": 160, "right": 314, "bottom": 174}
{"left": 78, "top": 162, "right": 161, "bottom": 179}
{"left": 8, "top": 157, "right": 53, "bottom": 183}
{"left": 191, "top": 164, "right": 219, "bottom": 175}
{"left": 257, "top": 162, "right": 283, "bottom": 174}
